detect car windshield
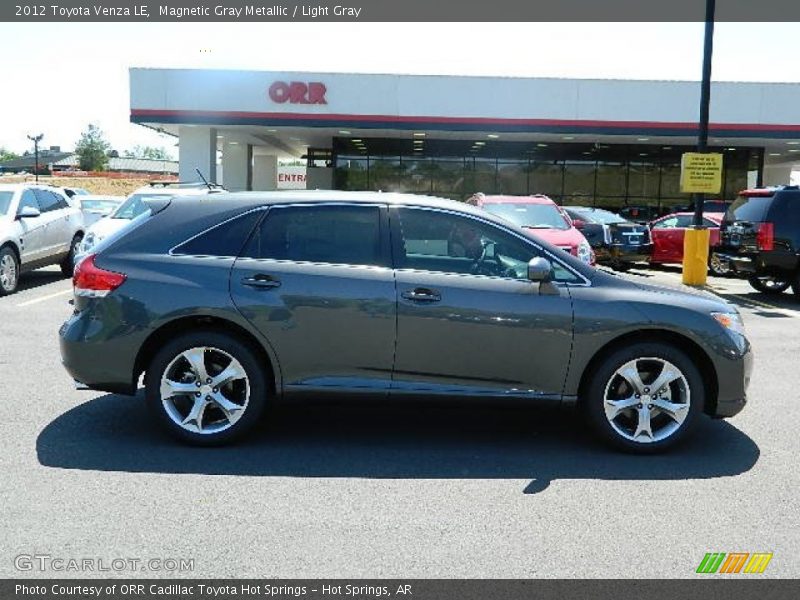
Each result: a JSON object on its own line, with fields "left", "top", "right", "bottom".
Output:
{"left": 725, "top": 194, "right": 772, "bottom": 223}
{"left": 0, "top": 191, "right": 13, "bottom": 215}
{"left": 572, "top": 208, "right": 626, "bottom": 224}
{"left": 82, "top": 199, "right": 119, "bottom": 212}
{"left": 112, "top": 193, "right": 171, "bottom": 219}
{"left": 482, "top": 202, "right": 570, "bottom": 230}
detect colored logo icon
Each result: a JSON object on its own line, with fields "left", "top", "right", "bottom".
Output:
{"left": 696, "top": 552, "right": 773, "bottom": 574}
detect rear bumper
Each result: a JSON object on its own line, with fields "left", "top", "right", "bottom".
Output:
{"left": 595, "top": 243, "right": 653, "bottom": 264}
{"left": 59, "top": 309, "right": 143, "bottom": 396}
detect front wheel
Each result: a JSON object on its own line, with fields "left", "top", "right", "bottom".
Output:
{"left": 583, "top": 342, "right": 703, "bottom": 453}
{"left": 708, "top": 253, "right": 730, "bottom": 277}
{"left": 0, "top": 246, "right": 20, "bottom": 296}
{"left": 145, "top": 331, "right": 268, "bottom": 445}
{"left": 748, "top": 275, "right": 790, "bottom": 295}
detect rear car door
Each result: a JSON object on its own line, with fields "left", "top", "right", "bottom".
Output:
{"left": 390, "top": 206, "right": 577, "bottom": 399}
{"left": 230, "top": 203, "right": 397, "bottom": 395}
{"left": 15, "top": 189, "right": 48, "bottom": 263}
{"left": 651, "top": 215, "right": 692, "bottom": 262}
{"left": 33, "top": 188, "right": 70, "bottom": 257}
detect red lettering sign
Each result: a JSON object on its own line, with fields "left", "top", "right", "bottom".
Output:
{"left": 268, "top": 81, "right": 327, "bottom": 105}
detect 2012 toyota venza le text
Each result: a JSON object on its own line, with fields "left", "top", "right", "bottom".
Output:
{"left": 59, "top": 192, "right": 752, "bottom": 452}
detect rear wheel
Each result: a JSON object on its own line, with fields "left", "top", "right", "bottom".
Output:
{"left": 708, "top": 253, "right": 730, "bottom": 277}
{"left": 60, "top": 234, "right": 82, "bottom": 277}
{"left": 0, "top": 246, "right": 20, "bottom": 296}
{"left": 748, "top": 275, "right": 790, "bottom": 295}
{"left": 145, "top": 331, "right": 268, "bottom": 445}
{"left": 583, "top": 342, "right": 703, "bottom": 453}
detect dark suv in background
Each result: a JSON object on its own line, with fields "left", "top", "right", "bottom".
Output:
{"left": 562, "top": 206, "right": 652, "bottom": 271}
{"left": 717, "top": 186, "right": 800, "bottom": 296}
{"left": 59, "top": 191, "right": 752, "bottom": 453}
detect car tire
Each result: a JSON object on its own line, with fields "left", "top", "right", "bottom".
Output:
{"left": 708, "top": 253, "right": 730, "bottom": 277}
{"left": 611, "top": 261, "right": 632, "bottom": 272}
{"left": 0, "top": 246, "right": 20, "bottom": 296}
{"left": 583, "top": 342, "right": 703, "bottom": 454}
{"left": 60, "top": 234, "right": 82, "bottom": 277}
{"left": 747, "top": 275, "right": 790, "bottom": 295}
{"left": 145, "top": 330, "right": 268, "bottom": 446}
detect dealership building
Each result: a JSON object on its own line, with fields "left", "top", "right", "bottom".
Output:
{"left": 130, "top": 68, "right": 800, "bottom": 210}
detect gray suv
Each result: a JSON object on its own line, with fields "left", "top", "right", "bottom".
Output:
{"left": 59, "top": 192, "right": 753, "bottom": 453}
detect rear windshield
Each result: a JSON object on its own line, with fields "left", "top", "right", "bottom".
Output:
{"left": 112, "top": 193, "right": 172, "bottom": 220}
{"left": 725, "top": 195, "right": 773, "bottom": 223}
{"left": 482, "top": 202, "right": 570, "bottom": 231}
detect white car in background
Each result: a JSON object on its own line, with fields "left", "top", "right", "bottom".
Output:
{"left": 0, "top": 183, "right": 85, "bottom": 295}
{"left": 76, "top": 182, "right": 224, "bottom": 265}
{"left": 77, "top": 194, "right": 125, "bottom": 227}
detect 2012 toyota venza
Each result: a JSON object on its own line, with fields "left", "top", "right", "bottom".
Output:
{"left": 59, "top": 192, "right": 752, "bottom": 452}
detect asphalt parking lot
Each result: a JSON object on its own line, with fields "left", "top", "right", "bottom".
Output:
{"left": 1, "top": 265, "right": 798, "bottom": 578}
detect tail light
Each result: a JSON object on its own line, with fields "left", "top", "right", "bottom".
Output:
{"left": 73, "top": 254, "right": 126, "bottom": 298}
{"left": 756, "top": 222, "right": 774, "bottom": 251}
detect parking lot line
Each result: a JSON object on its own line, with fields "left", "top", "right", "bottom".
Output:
{"left": 15, "top": 288, "right": 73, "bottom": 307}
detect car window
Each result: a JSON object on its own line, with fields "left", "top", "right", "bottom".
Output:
{"left": 0, "top": 191, "right": 14, "bottom": 215}
{"left": 242, "top": 204, "right": 385, "bottom": 267}
{"left": 174, "top": 210, "right": 264, "bottom": 257}
{"left": 726, "top": 194, "right": 772, "bottom": 222}
{"left": 653, "top": 215, "right": 692, "bottom": 229}
{"left": 33, "top": 189, "right": 65, "bottom": 212}
{"left": 17, "top": 190, "right": 39, "bottom": 214}
{"left": 396, "top": 207, "right": 579, "bottom": 282}
{"left": 702, "top": 217, "right": 719, "bottom": 228}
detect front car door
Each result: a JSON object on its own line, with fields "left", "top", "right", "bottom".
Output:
{"left": 230, "top": 202, "right": 397, "bottom": 396}
{"left": 33, "top": 188, "right": 71, "bottom": 257}
{"left": 15, "top": 189, "right": 48, "bottom": 264}
{"left": 390, "top": 206, "right": 579, "bottom": 401}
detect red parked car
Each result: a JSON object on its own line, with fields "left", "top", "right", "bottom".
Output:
{"left": 648, "top": 212, "right": 728, "bottom": 275}
{"left": 468, "top": 194, "right": 595, "bottom": 265}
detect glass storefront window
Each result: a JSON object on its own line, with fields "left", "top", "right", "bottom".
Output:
{"left": 530, "top": 161, "right": 563, "bottom": 200}
{"left": 497, "top": 161, "right": 529, "bottom": 195}
{"left": 563, "top": 161, "right": 596, "bottom": 206}
{"left": 628, "top": 161, "right": 660, "bottom": 200}
{"left": 595, "top": 162, "right": 627, "bottom": 201}
{"left": 334, "top": 156, "right": 368, "bottom": 190}
{"left": 431, "top": 158, "right": 466, "bottom": 195}
{"left": 464, "top": 158, "right": 497, "bottom": 195}
{"left": 402, "top": 158, "right": 434, "bottom": 194}
{"left": 368, "top": 157, "right": 404, "bottom": 192}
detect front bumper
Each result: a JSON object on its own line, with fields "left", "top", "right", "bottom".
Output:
{"left": 711, "top": 338, "right": 753, "bottom": 419}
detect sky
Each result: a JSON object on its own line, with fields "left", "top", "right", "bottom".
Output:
{"left": 1, "top": 22, "right": 799, "bottom": 157}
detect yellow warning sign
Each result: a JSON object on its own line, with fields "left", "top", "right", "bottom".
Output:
{"left": 680, "top": 152, "right": 723, "bottom": 194}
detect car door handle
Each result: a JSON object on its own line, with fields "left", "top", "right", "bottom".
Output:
{"left": 241, "top": 275, "right": 281, "bottom": 289}
{"left": 401, "top": 288, "right": 441, "bottom": 302}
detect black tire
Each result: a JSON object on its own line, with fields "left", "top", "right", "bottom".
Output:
{"left": 60, "top": 234, "right": 82, "bottom": 277}
{"left": 708, "top": 253, "right": 730, "bottom": 277}
{"left": 747, "top": 275, "right": 790, "bottom": 295}
{"left": 145, "top": 330, "right": 269, "bottom": 446}
{"left": 611, "top": 261, "right": 632, "bottom": 272}
{"left": 0, "top": 246, "right": 20, "bottom": 296}
{"left": 583, "top": 342, "right": 703, "bottom": 454}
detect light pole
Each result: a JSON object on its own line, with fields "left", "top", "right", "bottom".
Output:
{"left": 27, "top": 133, "right": 44, "bottom": 183}
{"left": 682, "top": 0, "right": 716, "bottom": 286}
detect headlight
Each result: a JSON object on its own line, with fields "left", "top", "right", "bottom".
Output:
{"left": 577, "top": 240, "right": 592, "bottom": 264}
{"left": 711, "top": 311, "right": 746, "bottom": 337}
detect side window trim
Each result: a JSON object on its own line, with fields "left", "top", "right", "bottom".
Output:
{"left": 170, "top": 207, "right": 268, "bottom": 257}
{"left": 388, "top": 205, "right": 589, "bottom": 285}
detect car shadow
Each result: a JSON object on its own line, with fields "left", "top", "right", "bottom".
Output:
{"left": 37, "top": 394, "right": 760, "bottom": 494}
{"left": 17, "top": 268, "right": 66, "bottom": 293}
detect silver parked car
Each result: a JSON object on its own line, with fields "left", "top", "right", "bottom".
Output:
{"left": 0, "top": 184, "right": 85, "bottom": 295}
{"left": 77, "top": 194, "right": 125, "bottom": 227}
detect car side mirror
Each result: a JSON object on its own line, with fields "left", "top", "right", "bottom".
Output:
{"left": 17, "top": 206, "right": 40, "bottom": 219}
{"left": 572, "top": 218, "right": 586, "bottom": 229}
{"left": 527, "top": 257, "right": 552, "bottom": 282}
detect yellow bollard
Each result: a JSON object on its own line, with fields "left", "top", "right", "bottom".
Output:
{"left": 682, "top": 228, "right": 711, "bottom": 286}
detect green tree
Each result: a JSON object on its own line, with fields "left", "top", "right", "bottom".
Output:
{"left": 124, "top": 145, "right": 173, "bottom": 160}
{"left": 0, "top": 147, "right": 19, "bottom": 162}
{"left": 75, "top": 124, "right": 110, "bottom": 171}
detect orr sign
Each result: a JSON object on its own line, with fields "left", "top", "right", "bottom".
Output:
{"left": 268, "top": 81, "right": 327, "bottom": 105}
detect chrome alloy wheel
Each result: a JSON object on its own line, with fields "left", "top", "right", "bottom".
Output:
{"left": 603, "top": 357, "right": 691, "bottom": 444}
{"left": 709, "top": 253, "right": 730, "bottom": 276}
{"left": 160, "top": 346, "right": 250, "bottom": 435}
{"left": 0, "top": 253, "right": 17, "bottom": 292}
